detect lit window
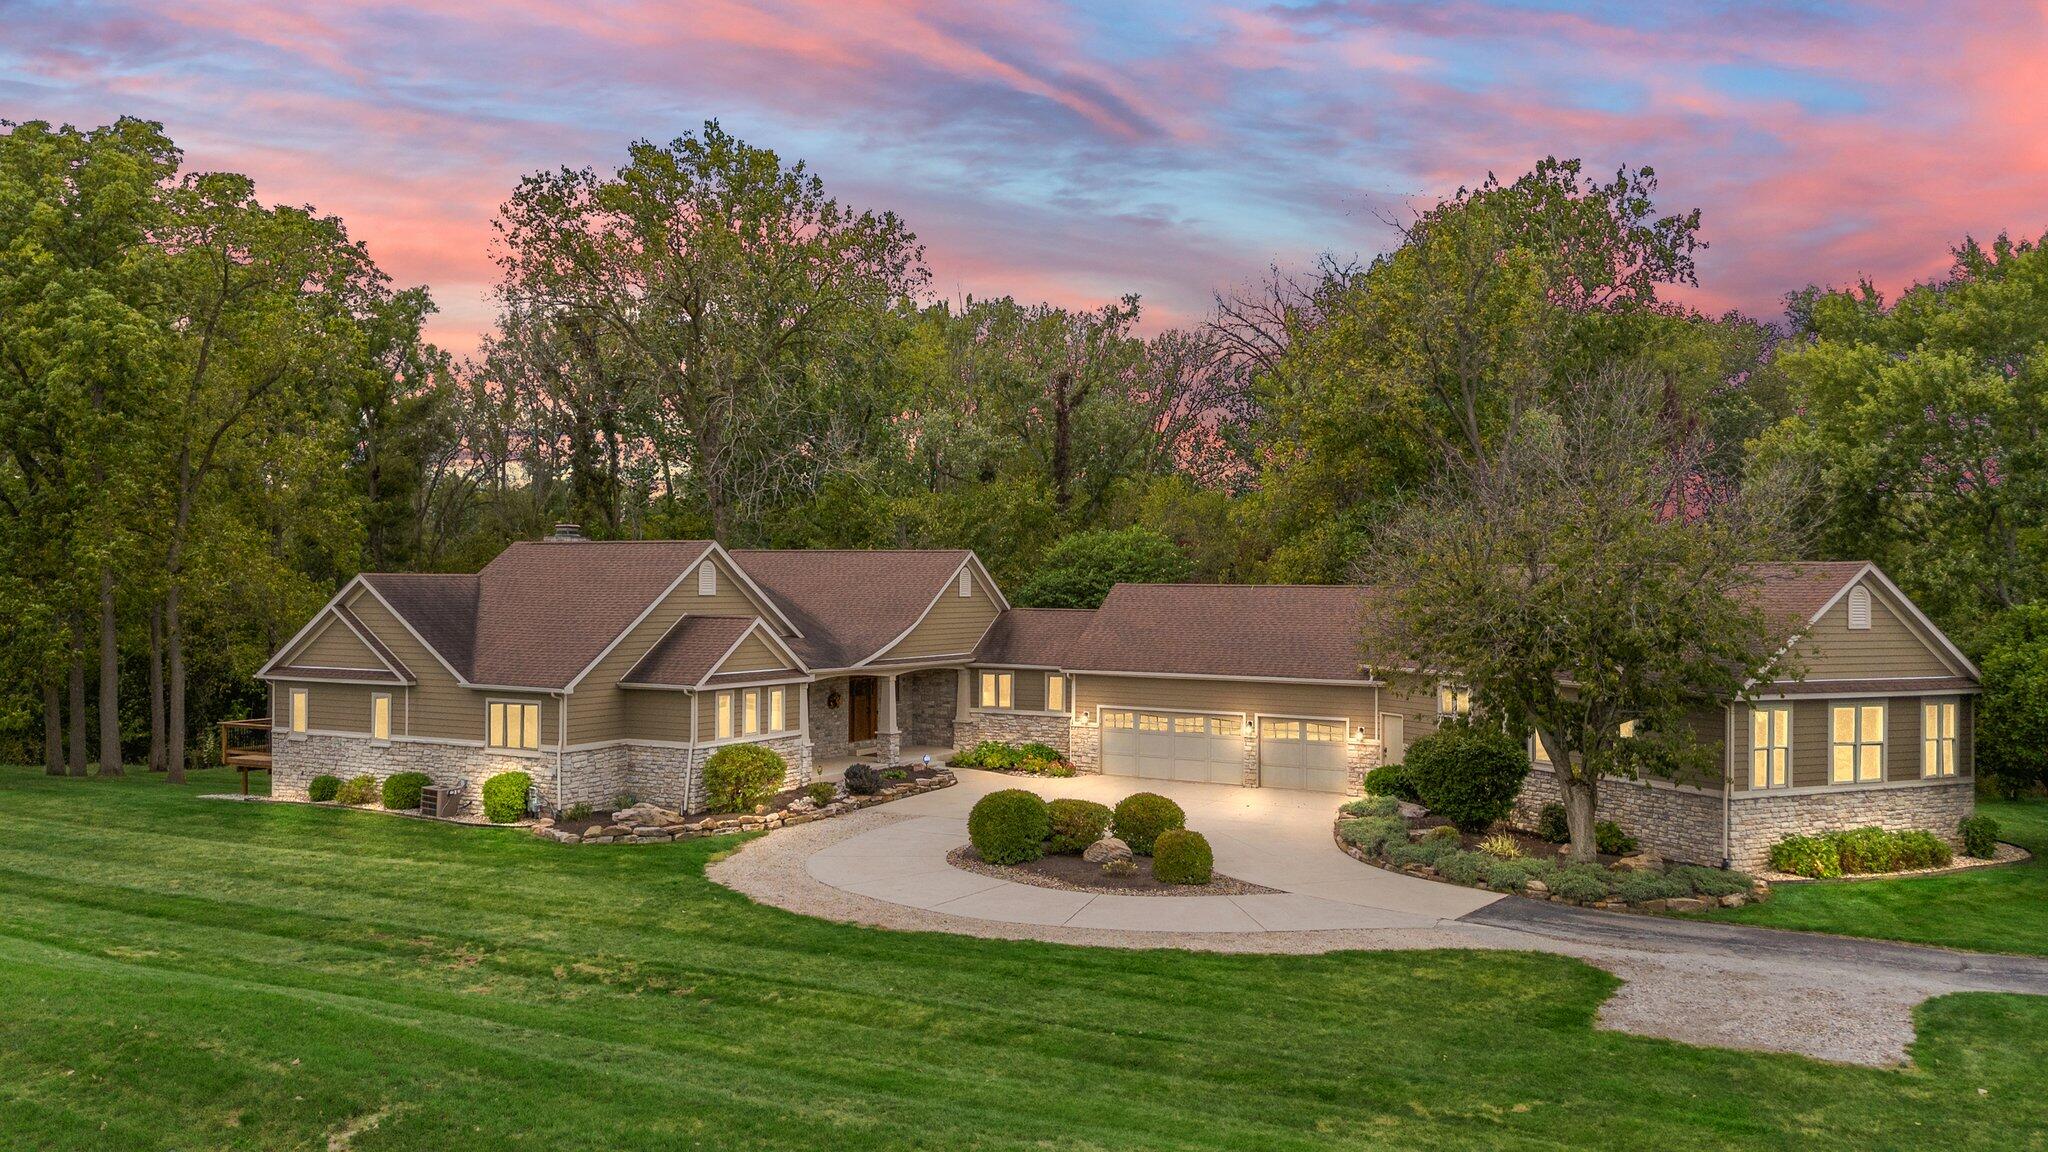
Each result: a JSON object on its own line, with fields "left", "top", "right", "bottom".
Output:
{"left": 290, "top": 688, "right": 308, "bottom": 735}
{"left": 1260, "top": 718, "right": 1301, "bottom": 741}
{"left": 1830, "top": 703, "right": 1884, "bottom": 784}
{"left": 1103, "top": 710, "right": 1134, "bottom": 730}
{"left": 1437, "top": 684, "right": 1472, "bottom": 718}
{"left": 488, "top": 701, "right": 540, "bottom": 751}
{"left": 1923, "top": 700, "right": 1957, "bottom": 777}
{"left": 1173, "top": 715, "right": 1208, "bottom": 734}
{"left": 1138, "top": 713, "right": 1168, "bottom": 732}
{"left": 371, "top": 693, "right": 391, "bottom": 742}
{"left": 1306, "top": 721, "right": 1344, "bottom": 743}
{"left": 1046, "top": 674, "right": 1066, "bottom": 713}
{"left": 979, "top": 671, "right": 1013, "bottom": 709}
{"left": 715, "top": 692, "right": 734, "bottom": 740}
{"left": 1750, "top": 705, "right": 1790, "bottom": 789}
{"left": 742, "top": 689, "right": 760, "bottom": 735}
{"left": 1618, "top": 720, "right": 1638, "bottom": 739}
{"left": 698, "top": 562, "right": 717, "bottom": 596}
{"left": 770, "top": 687, "right": 787, "bottom": 732}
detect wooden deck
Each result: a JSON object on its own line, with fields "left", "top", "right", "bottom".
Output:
{"left": 220, "top": 719, "right": 273, "bottom": 794}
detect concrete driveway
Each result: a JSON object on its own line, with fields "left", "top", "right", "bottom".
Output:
{"left": 803, "top": 768, "right": 1498, "bottom": 931}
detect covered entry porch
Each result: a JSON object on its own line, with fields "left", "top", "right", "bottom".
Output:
{"left": 807, "top": 665, "right": 960, "bottom": 770}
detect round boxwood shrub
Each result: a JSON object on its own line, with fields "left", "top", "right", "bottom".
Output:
{"left": 1045, "top": 798, "right": 1113, "bottom": 854}
{"left": 1151, "top": 829, "right": 1213, "bottom": 885}
{"left": 482, "top": 771, "right": 532, "bottom": 824}
{"left": 1767, "top": 833, "right": 1840, "bottom": 878}
{"left": 332, "top": 774, "right": 379, "bottom": 806}
{"left": 703, "top": 744, "right": 787, "bottom": 813}
{"left": 1363, "top": 761, "right": 1420, "bottom": 802}
{"left": 843, "top": 762, "right": 882, "bottom": 796}
{"left": 1960, "top": 814, "right": 2001, "bottom": 859}
{"left": 1403, "top": 725, "right": 1530, "bottom": 832}
{"left": 307, "top": 774, "right": 342, "bottom": 803}
{"left": 380, "top": 771, "right": 431, "bottom": 811}
{"left": 968, "top": 789, "right": 1050, "bottom": 865}
{"left": 1111, "top": 792, "right": 1185, "bottom": 856}
{"left": 805, "top": 780, "right": 837, "bottom": 807}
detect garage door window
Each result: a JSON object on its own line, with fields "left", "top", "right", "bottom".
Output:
{"left": 1138, "top": 713, "right": 1168, "bottom": 732}
{"left": 1102, "top": 709, "right": 1134, "bottom": 729}
{"left": 1260, "top": 718, "right": 1300, "bottom": 740}
{"left": 1306, "top": 721, "right": 1344, "bottom": 742}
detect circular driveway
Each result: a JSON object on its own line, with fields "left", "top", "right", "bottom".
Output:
{"left": 803, "top": 768, "right": 1501, "bottom": 932}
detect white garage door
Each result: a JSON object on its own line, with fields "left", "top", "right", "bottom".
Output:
{"left": 1258, "top": 717, "right": 1349, "bottom": 792}
{"left": 1100, "top": 709, "right": 1243, "bottom": 785}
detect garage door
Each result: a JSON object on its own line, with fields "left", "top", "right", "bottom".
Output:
{"left": 1100, "top": 709, "right": 1243, "bottom": 785}
{"left": 1258, "top": 717, "right": 1349, "bottom": 792}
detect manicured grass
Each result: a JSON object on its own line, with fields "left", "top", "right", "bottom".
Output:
{"left": 1699, "top": 795, "right": 2048, "bottom": 957}
{"left": 2, "top": 767, "right": 2046, "bottom": 1150}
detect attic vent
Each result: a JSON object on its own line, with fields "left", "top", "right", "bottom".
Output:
{"left": 957, "top": 567, "right": 973, "bottom": 597}
{"left": 1847, "top": 586, "right": 1871, "bottom": 630}
{"left": 545, "top": 522, "right": 585, "bottom": 542}
{"left": 698, "top": 562, "right": 717, "bottom": 596}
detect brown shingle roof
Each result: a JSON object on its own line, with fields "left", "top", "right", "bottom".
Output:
{"left": 973, "top": 609, "right": 1095, "bottom": 667}
{"left": 360, "top": 573, "right": 478, "bottom": 675}
{"left": 1065, "top": 584, "right": 1376, "bottom": 681}
{"left": 730, "top": 550, "right": 977, "bottom": 669}
{"left": 619, "top": 616, "right": 758, "bottom": 688}
{"left": 1740, "top": 561, "right": 1869, "bottom": 631}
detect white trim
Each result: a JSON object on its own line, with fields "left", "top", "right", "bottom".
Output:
{"left": 1070, "top": 668, "right": 1383, "bottom": 688}
{"left": 710, "top": 544, "right": 806, "bottom": 637}
{"left": 857, "top": 555, "right": 1009, "bottom": 667}
{"left": 1252, "top": 711, "right": 1358, "bottom": 742}
{"left": 695, "top": 619, "right": 809, "bottom": 686}
{"left": 257, "top": 579, "right": 365, "bottom": 679}
{"left": 288, "top": 686, "right": 310, "bottom": 739}
{"left": 262, "top": 673, "right": 411, "bottom": 688}
{"left": 968, "top": 662, "right": 1067, "bottom": 672}
{"left": 564, "top": 548, "right": 809, "bottom": 692}
{"left": 1092, "top": 703, "right": 1248, "bottom": 722}
{"left": 354, "top": 578, "right": 476, "bottom": 686}
{"left": 1730, "top": 773, "right": 1973, "bottom": 800}
{"left": 1769, "top": 565, "right": 1978, "bottom": 682}
{"left": 1757, "top": 685, "right": 1980, "bottom": 699}
{"left": 484, "top": 696, "right": 545, "bottom": 754}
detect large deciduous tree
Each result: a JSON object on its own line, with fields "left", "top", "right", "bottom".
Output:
{"left": 1359, "top": 367, "right": 1808, "bottom": 861}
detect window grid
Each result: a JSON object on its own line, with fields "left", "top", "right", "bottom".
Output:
{"left": 979, "top": 671, "right": 1013, "bottom": 710}
{"left": 1749, "top": 705, "right": 1790, "bottom": 789}
{"left": 1830, "top": 703, "right": 1885, "bottom": 784}
{"left": 1922, "top": 700, "right": 1957, "bottom": 777}
{"left": 488, "top": 701, "right": 540, "bottom": 751}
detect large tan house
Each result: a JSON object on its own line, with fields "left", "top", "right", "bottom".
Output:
{"left": 259, "top": 529, "right": 1979, "bottom": 869}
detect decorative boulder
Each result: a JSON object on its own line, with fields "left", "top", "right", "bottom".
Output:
{"left": 1396, "top": 801, "right": 1428, "bottom": 820}
{"left": 1616, "top": 851, "right": 1665, "bottom": 872}
{"left": 1083, "top": 837, "right": 1132, "bottom": 865}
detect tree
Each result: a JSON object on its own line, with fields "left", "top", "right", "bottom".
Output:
{"left": 1013, "top": 526, "right": 1193, "bottom": 609}
{"left": 1359, "top": 367, "right": 1808, "bottom": 860}
{"left": 1974, "top": 603, "right": 2048, "bottom": 798}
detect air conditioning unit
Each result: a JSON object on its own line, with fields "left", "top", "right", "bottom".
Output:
{"left": 418, "top": 785, "right": 459, "bottom": 818}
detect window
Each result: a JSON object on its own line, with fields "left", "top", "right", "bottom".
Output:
{"left": 1102, "top": 709, "right": 1134, "bottom": 730}
{"left": 697, "top": 561, "right": 717, "bottom": 596}
{"left": 1750, "top": 705, "right": 1790, "bottom": 789}
{"left": 488, "top": 701, "right": 541, "bottom": 751}
{"left": 1847, "top": 586, "right": 1871, "bottom": 630}
{"left": 1830, "top": 703, "right": 1884, "bottom": 783}
{"left": 1173, "top": 715, "right": 1209, "bottom": 734}
{"left": 742, "top": 689, "right": 760, "bottom": 735}
{"left": 289, "top": 688, "right": 309, "bottom": 735}
{"left": 1923, "top": 700, "right": 1958, "bottom": 777}
{"left": 1306, "top": 721, "right": 1345, "bottom": 743}
{"left": 371, "top": 693, "right": 392, "bottom": 742}
{"left": 957, "top": 567, "right": 973, "bottom": 597}
{"left": 979, "top": 671, "right": 1013, "bottom": 710}
{"left": 1261, "top": 718, "right": 1301, "bottom": 740}
{"left": 770, "top": 686, "right": 787, "bottom": 732}
{"left": 1138, "top": 713, "right": 1168, "bottom": 733}
{"left": 1618, "top": 719, "right": 1639, "bottom": 739}
{"left": 1437, "top": 684, "right": 1472, "bottom": 718}
{"left": 715, "top": 691, "right": 734, "bottom": 740}
{"left": 1046, "top": 674, "right": 1067, "bottom": 713}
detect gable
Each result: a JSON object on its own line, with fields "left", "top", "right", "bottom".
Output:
{"left": 719, "top": 629, "right": 796, "bottom": 674}
{"left": 1791, "top": 576, "right": 1964, "bottom": 679}
{"left": 870, "top": 561, "right": 1002, "bottom": 662}
{"left": 281, "top": 613, "right": 386, "bottom": 671}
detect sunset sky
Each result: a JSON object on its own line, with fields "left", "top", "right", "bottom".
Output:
{"left": 6, "top": 0, "right": 2045, "bottom": 358}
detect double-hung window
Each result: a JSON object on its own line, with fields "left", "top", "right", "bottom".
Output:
{"left": 742, "top": 689, "right": 761, "bottom": 735}
{"left": 1750, "top": 705, "right": 1790, "bottom": 789}
{"left": 769, "top": 686, "right": 787, "bottom": 732}
{"left": 1830, "top": 703, "right": 1884, "bottom": 784}
{"left": 1437, "top": 684, "right": 1471, "bottom": 719}
{"left": 980, "top": 671, "right": 1013, "bottom": 710}
{"left": 715, "top": 691, "right": 734, "bottom": 740}
{"left": 1923, "top": 700, "right": 1958, "bottom": 777}
{"left": 488, "top": 701, "right": 541, "bottom": 751}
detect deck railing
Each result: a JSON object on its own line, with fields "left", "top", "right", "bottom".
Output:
{"left": 220, "top": 718, "right": 273, "bottom": 795}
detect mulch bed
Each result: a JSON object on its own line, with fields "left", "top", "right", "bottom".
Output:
{"left": 1412, "top": 816, "right": 1624, "bottom": 866}
{"left": 1759, "top": 840, "right": 2032, "bottom": 884}
{"left": 549, "top": 765, "right": 948, "bottom": 837}
{"left": 946, "top": 845, "right": 1279, "bottom": 897}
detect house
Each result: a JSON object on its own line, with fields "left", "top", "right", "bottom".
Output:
{"left": 258, "top": 532, "right": 1977, "bottom": 869}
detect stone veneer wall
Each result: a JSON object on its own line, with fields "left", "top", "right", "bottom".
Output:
{"left": 808, "top": 679, "right": 858, "bottom": 764}
{"left": 1068, "top": 722, "right": 1101, "bottom": 774}
{"left": 955, "top": 711, "right": 1071, "bottom": 757}
{"left": 898, "top": 670, "right": 957, "bottom": 749}
{"left": 629, "top": 733, "right": 814, "bottom": 813}
{"left": 1726, "top": 779, "right": 1974, "bottom": 872}
{"left": 1514, "top": 768, "right": 1725, "bottom": 865}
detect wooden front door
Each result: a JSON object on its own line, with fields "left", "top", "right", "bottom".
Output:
{"left": 848, "top": 677, "right": 878, "bottom": 743}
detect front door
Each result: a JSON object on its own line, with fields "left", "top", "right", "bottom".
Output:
{"left": 848, "top": 677, "right": 878, "bottom": 743}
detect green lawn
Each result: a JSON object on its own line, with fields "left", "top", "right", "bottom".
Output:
{"left": 1697, "top": 795, "right": 2048, "bottom": 956}
{"left": 2, "top": 769, "right": 2046, "bottom": 1151}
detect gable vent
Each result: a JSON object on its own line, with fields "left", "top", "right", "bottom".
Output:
{"left": 1847, "top": 586, "right": 1871, "bottom": 630}
{"left": 698, "top": 562, "right": 718, "bottom": 596}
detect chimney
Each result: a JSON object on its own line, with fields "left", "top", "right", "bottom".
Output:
{"left": 544, "top": 522, "right": 585, "bottom": 542}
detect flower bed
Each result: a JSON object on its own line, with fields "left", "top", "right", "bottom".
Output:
{"left": 534, "top": 766, "right": 955, "bottom": 844}
{"left": 947, "top": 740, "right": 1076, "bottom": 778}
{"left": 1332, "top": 794, "right": 1770, "bottom": 914}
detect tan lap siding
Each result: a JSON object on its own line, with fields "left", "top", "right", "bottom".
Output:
{"left": 1379, "top": 678, "right": 1441, "bottom": 756}
{"left": 879, "top": 568, "right": 999, "bottom": 660}
{"left": 1075, "top": 674, "right": 1377, "bottom": 739}
{"left": 694, "top": 683, "right": 803, "bottom": 740}
{"left": 721, "top": 631, "right": 793, "bottom": 674}
{"left": 568, "top": 555, "right": 771, "bottom": 745}
{"left": 1790, "top": 700, "right": 1831, "bottom": 788}
{"left": 623, "top": 691, "right": 693, "bottom": 743}
{"left": 344, "top": 588, "right": 478, "bottom": 740}
{"left": 270, "top": 681, "right": 376, "bottom": 735}
{"left": 972, "top": 668, "right": 1048, "bottom": 712}
{"left": 1887, "top": 698, "right": 1921, "bottom": 781}
{"left": 1794, "top": 578, "right": 1960, "bottom": 678}
{"left": 286, "top": 617, "right": 385, "bottom": 669}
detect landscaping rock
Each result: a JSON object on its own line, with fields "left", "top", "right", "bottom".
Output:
{"left": 1083, "top": 837, "right": 1132, "bottom": 865}
{"left": 1616, "top": 851, "right": 1665, "bottom": 872}
{"left": 1523, "top": 879, "right": 1549, "bottom": 896}
{"left": 1396, "top": 801, "right": 1428, "bottom": 820}
{"left": 1719, "top": 893, "right": 1748, "bottom": 908}
{"left": 1663, "top": 897, "right": 1711, "bottom": 913}
{"left": 613, "top": 803, "right": 681, "bottom": 826}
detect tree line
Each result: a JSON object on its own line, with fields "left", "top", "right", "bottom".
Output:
{"left": 4, "top": 116, "right": 2044, "bottom": 799}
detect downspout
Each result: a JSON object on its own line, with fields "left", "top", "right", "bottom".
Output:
{"left": 1722, "top": 704, "right": 1733, "bottom": 869}
{"left": 556, "top": 690, "right": 569, "bottom": 813}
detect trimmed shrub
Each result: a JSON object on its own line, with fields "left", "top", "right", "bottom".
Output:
{"left": 843, "top": 763, "right": 882, "bottom": 795}
{"left": 333, "top": 775, "right": 379, "bottom": 806}
{"left": 1892, "top": 830, "right": 1953, "bottom": 870}
{"left": 1018, "top": 742, "right": 1065, "bottom": 763}
{"left": 1387, "top": 835, "right": 1463, "bottom": 869}
{"left": 1437, "top": 850, "right": 1488, "bottom": 886}
{"left": 380, "top": 771, "right": 431, "bottom": 811}
{"left": 1340, "top": 794, "right": 1400, "bottom": 819}
{"left": 1363, "top": 760, "right": 1420, "bottom": 803}
{"left": 1403, "top": 725, "right": 1530, "bottom": 832}
{"left": 482, "top": 771, "right": 531, "bottom": 823}
{"left": 1111, "top": 793, "right": 1185, "bottom": 856}
{"left": 1612, "top": 870, "right": 1690, "bottom": 904}
{"left": 307, "top": 774, "right": 342, "bottom": 803}
{"left": 805, "top": 781, "right": 837, "bottom": 807}
{"left": 1016, "top": 754, "right": 1076, "bottom": 778}
{"left": 1424, "top": 824, "right": 1462, "bottom": 843}
{"left": 1536, "top": 803, "right": 1570, "bottom": 844}
{"left": 1046, "top": 798, "right": 1113, "bottom": 855}
{"left": 1548, "top": 863, "right": 1612, "bottom": 903}
{"left": 1666, "top": 864, "right": 1753, "bottom": 898}
{"left": 1151, "top": 829, "right": 1214, "bottom": 885}
{"left": 1768, "top": 833, "right": 1841, "bottom": 878}
{"left": 1771, "top": 827, "right": 1951, "bottom": 878}
{"left": 955, "top": 741, "right": 1022, "bottom": 771}
{"left": 1960, "top": 815, "right": 2001, "bottom": 859}
{"left": 968, "top": 789, "right": 1050, "bottom": 865}
{"left": 1479, "top": 855, "right": 1555, "bottom": 893}
{"left": 1337, "top": 816, "right": 1409, "bottom": 857}
{"left": 1594, "top": 820, "right": 1638, "bottom": 856}
{"left": 703, "top": 744, "right": 787, "bottom": 813}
